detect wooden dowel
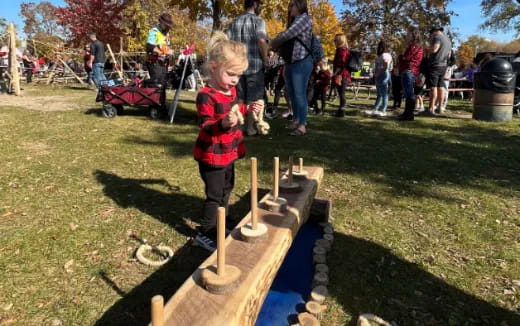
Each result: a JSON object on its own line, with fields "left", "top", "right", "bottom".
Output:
{"left": 299, "top": 157, "right": 303, "bottom": 173}
{"left": 251, "top": 157, "right": 258, "bottom": 230}
{"left": 107, "top": 44, "right": 123, "bottom": 80}
{"left": 151, "top": 295, "right": 164, "bottom": 326}
{"left": 273, "top": 157, "right": 279, "bottom": 200}
{"left": 217, "top": 207, "right": 226, "bottom": 277}
{"left": 288, "top": 156, "right": 293, "bottom": 184}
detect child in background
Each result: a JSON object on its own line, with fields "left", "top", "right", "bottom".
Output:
{"left": 414, "top": 72, "right": 427, "bottom": 113}
{"left": 309, "top": 58, "right": 332, "bottom": 115}
{"left": 194, "top": 32, "right": 260, "bottom": 252}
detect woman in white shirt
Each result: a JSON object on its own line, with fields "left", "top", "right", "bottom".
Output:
{"left": 370, "top": 40, "right": 393, "bottom": 116}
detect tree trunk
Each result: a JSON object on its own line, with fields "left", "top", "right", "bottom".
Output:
{"left": 211, "top": 0, "right": 223, "bottom": 32}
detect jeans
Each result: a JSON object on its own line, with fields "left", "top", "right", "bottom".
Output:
{"left": 285, "top": 56, "right": 312, "bottom": 125}
{"left": 401, "top": 70, "right": 416, "bottom": 101}
{"left": 374, "top": 71, "right": 390, "bottom": 112}
{"left": 92, "top": 62, "right": 107, "bottom": 88}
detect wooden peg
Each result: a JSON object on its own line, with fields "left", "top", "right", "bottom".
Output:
{"left": 201, "top": 207, "right": 241, "bottom": 294}
{"left": 151, "top": 295, "right": 164, "bottom": 326}
{"left": 265, "top": 157, "right": 288, "bottom": 212}
{"left": 251, "top": 157, "right": 258, "bottom": 230}
{"left": 280, "top": 156, "right": 302, "bottom": 193}
{"left": 273, "top": 157, "right": 279, "bottom": 200}
{"left": 293, "top": 157, "right": 308, "bottom": 178}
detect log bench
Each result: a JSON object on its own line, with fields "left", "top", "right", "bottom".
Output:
{"left": 150, "top": 166, "right": 324, "bottom": 326}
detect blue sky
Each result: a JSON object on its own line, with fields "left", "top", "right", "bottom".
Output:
{"left": 2, "top": 0, "right": 518, "bottom": 43}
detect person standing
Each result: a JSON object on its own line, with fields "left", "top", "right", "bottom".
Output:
{"left": 397, "top": 28, "right": 423, "bottom": 121}
{"left": 193, "top": 32, "right": 261, "bottom": 251}
{"left": 391, "top": 55, "right": 402, "bottom": 109}
{"left": 309, "top": 58, "right": 331, "bottom": 114}
{"left": 83, "top": 44, "right": 93, "bottom": 86}
{"left": 227, "top": 0, "right": 268, "bottom": 136}
{"left": 369, "top": 40, "right": 393, "bottom": 117}
{"left": 146, "top": 13, "right": 174, "bottom": 87}
{"left": 426, "top": 27, "right": 451, "bottom": 115}
{"left": 22, "top": 50, "right": 34, "bottom": 84}
{"left": 332, "top": 34, "right": 350, "bottom": 117}
{"left": 87, "top": 32, "right": 107, "bottom": 88}
{"left": 271, "top": 0, "right": 313, "bottom": 136}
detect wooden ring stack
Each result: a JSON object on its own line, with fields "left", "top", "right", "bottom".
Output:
{"left": 240, "top": 158, "right": 268, "bottom": 243}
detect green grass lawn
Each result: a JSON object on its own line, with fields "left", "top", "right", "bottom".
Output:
{"left": 0, "top": 84, "right": 519, "bottom": 325}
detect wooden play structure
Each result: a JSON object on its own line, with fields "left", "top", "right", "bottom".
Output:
{"left": 149, "top": 157, "right": 324, "bottom": 326}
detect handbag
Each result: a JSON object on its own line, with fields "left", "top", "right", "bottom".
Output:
{"left": 279, "top": 38, "right": 296, "bottom": 64}
{"left": 333, "top": 74, "right": 342, "bottom": 87}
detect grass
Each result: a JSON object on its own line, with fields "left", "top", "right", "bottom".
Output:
{"left": 0, "top": 84, "right": 519, "bottom": 325}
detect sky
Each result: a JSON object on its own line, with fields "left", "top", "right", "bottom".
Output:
{"left": 2, "top": 0, "right": 518, "bottom": 43}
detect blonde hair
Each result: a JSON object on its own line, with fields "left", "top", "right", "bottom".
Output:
{"left": 335, "top": 34, "right": 348, "bottom": 48}
{"left": 207, "top": 31, "right": 248, "bottom": 71}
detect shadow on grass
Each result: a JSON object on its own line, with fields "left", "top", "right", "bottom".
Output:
{"left": 331, "top": 233, "right": 520, "bottom": 325}
{"left": 94, "top": 170, "right": 268, "bottom": 325}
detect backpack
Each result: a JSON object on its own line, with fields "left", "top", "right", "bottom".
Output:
{"left": 346, "top": 50, "right": 362, "bottom": 72}
{"left": 297, "top": 34, "right": 324, "bottom": 64}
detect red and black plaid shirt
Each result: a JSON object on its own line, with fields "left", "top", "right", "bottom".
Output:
{"left": 194, "top": 87, "right": 246, "bottom": 168}
{"left": 333, "top": 47, "right": 351, "bottom": 83}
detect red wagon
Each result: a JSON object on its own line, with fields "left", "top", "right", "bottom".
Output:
{"left": 100, "top": 86, "right": 166, "bottom": 119}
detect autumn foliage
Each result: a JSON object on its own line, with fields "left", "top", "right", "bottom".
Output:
{"left": 55, "top": 0, "right": 126, "bottom": 49}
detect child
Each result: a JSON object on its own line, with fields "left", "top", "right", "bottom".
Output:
{"left": 414, "top": 72, "right": 427, "bottom": 113}
{"left": 309, "top": 58, "right": 332, "bottom": 115}
{"left": 194, "top": 32, "right": 260, "bottom": 251}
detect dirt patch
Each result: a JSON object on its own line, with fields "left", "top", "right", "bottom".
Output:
{"left": 0, "top": 94, "right": 84, "bottom": 111}
{"left": 18, "top": 141, "right": 51, "bottom": 156}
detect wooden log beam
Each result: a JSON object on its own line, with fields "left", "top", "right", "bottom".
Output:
{"left": 155, "top": 166, "right": 324, "bottom": 326}
{"left": 7, "top": 24, "right": 20, "bottom": 95}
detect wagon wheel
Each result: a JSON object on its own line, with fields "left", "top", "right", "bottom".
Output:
{"left": 113, "top": 104, "right": 124, "bottom": 115}
{"left": 150, "top": 105, "right": 162, "bottom": 120}
{"left": 102, "top": 104, "right": 118, "bottom": 118}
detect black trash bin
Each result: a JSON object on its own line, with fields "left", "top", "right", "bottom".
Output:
{"left": 473, "top": 58, "right": 516, "bottom": 122}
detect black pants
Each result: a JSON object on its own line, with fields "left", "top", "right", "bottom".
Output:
{"left": 198, "top": 162, "right": 235, "bottom": 235}
{"left": 310, "top": 87, "right": 326, "bottom": 112}
{"left": 25, "top": 69, "right": 32, "bottom": 84}
{"left": 391, "top": 74, "right": 402, "bottom": 107}
{"left": 336, "top": 77, "right": 347, "bottom": 109}
{"left": 147, "top": 62, "right": 168, "bottom": 87}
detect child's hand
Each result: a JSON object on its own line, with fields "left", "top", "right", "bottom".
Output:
{"left": 248, "top": 102, "right": 262, "bottom": 113}
{"left": 223, "top": 112, "right": 238, "bottom": 128}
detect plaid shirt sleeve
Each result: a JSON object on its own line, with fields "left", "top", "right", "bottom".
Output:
{"left": 272, "top": 14, "right": 312, "bottom": 62}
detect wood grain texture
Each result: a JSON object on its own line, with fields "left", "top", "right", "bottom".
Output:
{"left": 155, "top": 167, "right": 323, "bottom": 326}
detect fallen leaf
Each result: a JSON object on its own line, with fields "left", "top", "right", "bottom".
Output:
{"left": 2, "top": 303, "right": 13, "bottom": 311}
{"left": 69, "top": 223, "right": 78, "bottom": 231}
{"left": 64, "top": 259, "right": 74, "bottom": 273}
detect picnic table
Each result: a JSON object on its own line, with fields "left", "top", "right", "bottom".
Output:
{"left": 350, "top": 76, "right": 375, "bottom": 100}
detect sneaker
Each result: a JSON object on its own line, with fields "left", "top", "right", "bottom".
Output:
{"left": 285, "top": 113, "right": 294, "bottom": 120}
{"left": 364, "top": 109, "right": 375, "bottom": 115}
{"left": 415, "top": 106, "right": 425, "bottom": 113}
{"left": 378, "top": 111, "right": 387, "bottom": 117}
{"left": 195, "top": 234, "right": 216, "bottom": 252}
{"left": 281, "top": 111, "right": 290, "bottom": 118}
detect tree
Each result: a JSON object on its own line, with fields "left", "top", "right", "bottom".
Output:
{"left": 480, "top": 0, "right": 520, "bottom": 37}
{"left": 0, "top": 18, "right": 7, "bottom": 45}
{"left": 121, "top": 1, "right": 210, "bottom": 57}
{"left": 341, "top": 0, "right": 454, "bottom": 55}
{"left": 20, "top": 2, "right": 62, "bottom": 39}
{"left": 55, "top": 0, "right": 126, "bottom": 49}
{"left": 309, "top": 0, "right": 343, "bottom": 58}
{"left": 456, "top": 44, "right": 474, "bottom": 68}
{"left": 173, "top": 0, "right": 290, "bottom": 32}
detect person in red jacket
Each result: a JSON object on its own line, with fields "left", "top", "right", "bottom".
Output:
{"left": 397, "top": 28, "right": 424, "bottom": 121}
{"left": 309, "top": 58, "right": 332, "bottom": 114}
{"left": 333, "top": 34, "right": 351, "bottom": 117}
{"left": 194, "top": 32, "right": 261, "bottom": 251}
